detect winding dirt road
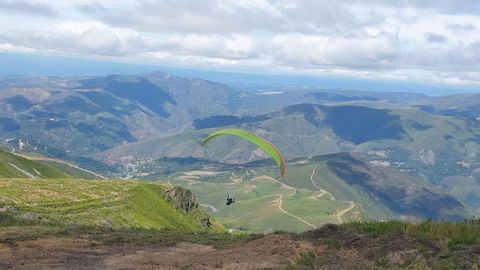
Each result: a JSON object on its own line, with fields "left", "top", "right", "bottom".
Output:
{"left": 309, "top": 165, "right": 355, "bottom": 223}
{"left": 260, "top": 175, "right": 316, "bottom": 228}
{"left": 277, "top": 195, "right": 317, "bottom": 230}
{"left": 336, "top": 201, "right": 355, "bottom": 223}
{"left": 262, "top": 164, "right": 357, "bottom": 227}
{"left": 309, "top": 165, "right": 334, "bottom": 200}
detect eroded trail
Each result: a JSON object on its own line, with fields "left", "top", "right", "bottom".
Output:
{"left": 336, "top": 201, "right": 355, "bottom": 223}
{"left": 8, "top": 162, "right": 36, "bottom": 178}
{"left": 259, "top": 175, "right": 316, "bottom": 228}
{"left": 261, "top": 165, "right": 356, "bottom": 227}
{"left": 309, "top": 165, "right": 333, "bottom": 200}
{"left": 309, "top": 165, "right": 355, "bottom": 223}
{"left": 277, "top": 195, "right": 317, "bottom": 230}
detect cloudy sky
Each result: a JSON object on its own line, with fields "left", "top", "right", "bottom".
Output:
{"left": 0, "top": 0, "right": 479, "bottom": 86}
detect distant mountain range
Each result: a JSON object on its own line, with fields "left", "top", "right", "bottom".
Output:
{"left": 2, "top": 52, "right": 477, "bottom": 95}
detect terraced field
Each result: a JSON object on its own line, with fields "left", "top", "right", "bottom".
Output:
{"left": 0, "top": 178, "right": 219, "bottom": 231}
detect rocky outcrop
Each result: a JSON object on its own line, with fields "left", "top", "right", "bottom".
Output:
{"left": 163, "top": 186, "right": 213, "bottom": 228}
{"left": 163, "top": 186, "right": 199, "bottom": 213}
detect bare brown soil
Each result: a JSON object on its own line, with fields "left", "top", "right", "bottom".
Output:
{"left": 0, "top": 234, "right": 313, "bottom": 270}
{"left": 1, "top": 224, "right": 479, "bottom": 269}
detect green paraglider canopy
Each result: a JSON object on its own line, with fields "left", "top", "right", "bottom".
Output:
{"left": 201, "top": 128, "right": 286, "bottom": 176}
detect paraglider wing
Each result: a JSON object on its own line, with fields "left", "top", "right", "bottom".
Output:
{"left": 201, "top": 128, "right": 286, "bottom": 176}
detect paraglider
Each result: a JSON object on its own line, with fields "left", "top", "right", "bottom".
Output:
{"left": 202, "top": 128, "right": 286, "bottom": 208}
{"left": 226, "top": 194, "right": 236, "bottom": 205}
{"left": 201, "top": 128, "right": 286, "bottom": 177}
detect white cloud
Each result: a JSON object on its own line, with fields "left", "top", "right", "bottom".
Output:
{"left": 0, "top": 0, "right": 56, "bottom": 17}
{"left": 0, "top": 0, "right": 480, "bottom": 86}
{"left": 271, "top": 33, "right": 398, "bottom": 69}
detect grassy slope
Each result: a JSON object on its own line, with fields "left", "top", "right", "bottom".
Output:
{"left": 0, "top": 178, "right": 221, "bottom": 232}
{"left": 42, "top": 160, "right": 102, "bottom": 179}
{"left": 0, "top": 149, "right": 68, "bottom": 178}
{"left": 0, "top": 148, "right": 104, "bottom": 180}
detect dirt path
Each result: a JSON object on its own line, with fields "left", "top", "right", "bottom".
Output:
{"left": 277, "top": 195, "right": 317, "bottom": 230}
{"left": 241, "top": 167, "right": 356, "bottom": 228}
{"left": 8, "top": 162, "right": 36, "bottom": 178}
{"left": 336, "top": 201, "right": 355, "bottom": 223}
{"left": 263, "top": 174, "right": 297, "bottom": 196}
{"left": 259, "top": 175, "right": 317, "bottom": 229}
{"left": 309, "top": 165, "right": 355, "bottom": 223}
{"left": 309, "top": 165, "right": 334, "bottom": 200}
{"left": 15, "top": 154, "right": 107, "bottom": 179}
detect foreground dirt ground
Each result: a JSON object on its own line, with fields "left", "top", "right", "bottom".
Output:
{"left": 0, "top": 234, "right": 311, "bottom": 269}
{"left": 1, "top": 224, "right": 479, "bottom": 269}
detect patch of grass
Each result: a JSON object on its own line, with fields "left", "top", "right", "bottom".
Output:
{"left": 285, "top": 250, "right": 318, "bottom": 270}
{"left": 342, "top": 220, "right": 407, "bottom": 236}
{"left": 298, "top": 251, "right": 316, "bottom": 267}
{"left": 376, "top": 255, "right": 389, "bottom": 268}
{"left": 0, "top": 225, "right": 247, "bottom": 248}
{"left": 325, "top": 238, "right": 342, "bottom": 250}
{"left": 343, "top": 219, "right": 480, "bottom": 251}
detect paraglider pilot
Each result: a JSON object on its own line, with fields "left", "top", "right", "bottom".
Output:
{"left": 226, "top": 194, "right": 235, "bottom": 205}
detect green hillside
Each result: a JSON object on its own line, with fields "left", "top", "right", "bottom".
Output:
{"left": 42, "top": 160, "right": 103, "bottom": 179}
{"left": 0, "top": 149, "right": 69, "bottom": 178}
{"left": 0, "top": 148, "right": 104, "bottom": 179}
{"left": 0, "top": 178, "right": 221, "bottom": 232}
